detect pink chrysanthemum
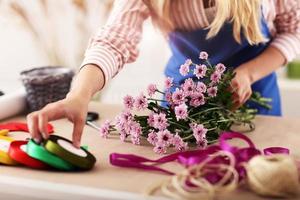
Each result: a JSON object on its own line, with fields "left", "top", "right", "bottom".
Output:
{"left": 165, "top": 77, "right": 174, "bottom": 90}
{"left": 210, "top": 71, "right": 222, "bottom": 83}
{"left": 190, "top": 123, "right": 207, "bottom": 144}
{"left": 147, "top": 112, "right": 155, "bottom": 127}
{"left": 153, "top": 113, "right": 169, "bottom": 130}
{"left": 216, "top": 63, "right": 226, "bottom": 73}
{"left": 196, "top": 82, "right": 207, "bottom": 93}
{"left": 172, "top": 88, "right": 186, "bottom": 105}
{"left": 147, "top": 84, "right": 157, "bottom": 97}
{"left": 165, "top": 91, "right": 172, "bottom": 104}
{"left": 190, "top": 92, "right": 205, "bottom": 107}
{"left": 134, "top": 93, "right": 148, "bottom": 110}
{"left": 147, "top": 130, "right": 158, "bottom": 145}
{"left": 157, "top": 129, "right": 173, "bottom": 146}
{"left": 175, "top": 103, "right": 188, "bottom": 121}
{"left": 207, "top": 86, "right": 218, "bottom": 97}
{"left": 199, "top": 51, "right": 208, "bottom": 60}
{"left": 194, "top": 64, "right": 207, "bottom": 79}
{"left": 182, "top": 78, "right": 195, "bottom": 96}
{"left": 179, "top": 64, "right": 189, "bottom": 76}
{"left": 123, "top": 95, "right": 135, "bottom": 110}
{"left": 99, "top": 120, "right": 111, "bottom": 138}
{"left": 153, "top": 142, "right": 167, "bottom": 154}
{"left": 172, "top": 133, "right": 188, "bottom": 151}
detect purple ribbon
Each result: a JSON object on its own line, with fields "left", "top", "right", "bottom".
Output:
{"left": 109, "top": 131, "right": 290, "bottom": 176}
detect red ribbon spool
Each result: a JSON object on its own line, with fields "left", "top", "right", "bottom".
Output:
{"left": 8, "top": 140, "right": 49, "bottom": 169}
{"left": 0, "top": 122, "right": 54, "bottom": 133}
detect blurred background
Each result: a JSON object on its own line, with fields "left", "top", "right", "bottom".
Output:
{"left": 0, "top": 0, "right": 299, "bottom": 117}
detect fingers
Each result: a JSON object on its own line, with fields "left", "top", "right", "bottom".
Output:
{"left": 72, "top": 116, "right": 86, "bottom": 148}
{"left": 27, "top": 101, "right": 65, "bottom": 142}
{"left": 27, "top": 112, "right": 42, "bottom": 143}
{"left": 232, "top": 88, "right": 252, "bottom": 110}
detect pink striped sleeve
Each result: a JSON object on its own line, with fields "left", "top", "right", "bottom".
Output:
{"left": 81, "top": 0, "right": 149, "bottom": 86}
{"left": 270, "top": 0, "right": 300, "bottom": 63}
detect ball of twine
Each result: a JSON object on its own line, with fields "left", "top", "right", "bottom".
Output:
{"left": 246, "top": 154, "right": 300, "bottom": 198}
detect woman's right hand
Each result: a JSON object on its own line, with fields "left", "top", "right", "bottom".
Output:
{"left": 27, "top": 93, "right": 89, "bottom": 148}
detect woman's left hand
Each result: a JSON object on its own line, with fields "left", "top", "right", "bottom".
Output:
{"left": 230, "top": 67, "right": 253, "bottom": 110}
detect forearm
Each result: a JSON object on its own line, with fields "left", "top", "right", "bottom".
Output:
{"left": 237, "top": 46, "right": 286, "bottom": 83}
{"left": 67, "top": 64, "right": 105, "bottom": 102}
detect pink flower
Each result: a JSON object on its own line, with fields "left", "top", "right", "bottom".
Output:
{"left": 179, "top": 60, "right": 192, "bottom": 76}
{"left": 119, "top": 129, "right": 127, "bottom": 142}
{"left": 165, "top": 77, "right": 174, "bottom": 90}
{"left": 153, "top": 142, "right": 167, "bottom": 154}
{"left": 210, "top": 71, "right": 222, "bottom": 83}
{"left": 190, "top": 92, "right": 205, "bottom": 107}
{"left": 196, "top": 82, "right": 207, "bottom": 93}
{"left": 123, "top": 95, "right": 135, "bottom": 110}
{"left": 172, "top": 134, "right": 188, "bottom": 151}
{"left": 181, "top": 78, "right": 195, "bottom": 96}
{"left": 194, "top": 64, "right": 207, "bottom": 79}
{"left": 175, "top": 103, "right": 188, "bottom": 121}
{"left": 190, "top": 123, "right": 207, "bottom": 144}
{"left": 134, "top": 93, "right": 148, "bottom": 110}
{"left": 147, "top": 130, "right": 158, "bottom": 145}
{"left": 157, "top": 129, "right": 173, "bottom": 146}
{"left": 131, "top": 136, "right": 140, "bottom": 145}
{"left": 147, "top": 112, "right": 155, "bottom": 127}
{"left": 216, "top": 63, "right": 226, "bottom": 73}
{"left": 115, "top": 111, "right": 134, "bottom": 134}
{"left": 199, "top": 51, "right": 208, "bottom": 60}
{"left": 99, "top": 120, "right": 111, "bottom": 138}
{"left": 172, "top": 88, "right": 185, "bottom": 105}
{"left": 165, "top": 91, "right": 172, "bottom": 104}
{"left": 129, "top": 121, "right": 142, "bottom": 137}
{"left": 207, "top": 86, "right": 218, "bottom": 97}
{"left": 198, "top": 138, "right": 208, "bottom": 149}
{"left": 147, "top": 84, "right": 157, "bottom": 97}
{"left": 153, "top": 113, "right": 169, "bottom": 130}
{"left": 179, "top": 64, "right": 189, "bottom": 76}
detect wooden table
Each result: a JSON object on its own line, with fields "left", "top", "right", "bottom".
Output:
{"left": 0, "top": 102, "right": 299, "bottom": 200}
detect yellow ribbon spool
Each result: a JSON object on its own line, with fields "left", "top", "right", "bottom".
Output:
{"left": 0, "top": 135, "right": 18, "bottom": 165}
{"left": 0, "top": 129, "right": 9, "bottom": 136}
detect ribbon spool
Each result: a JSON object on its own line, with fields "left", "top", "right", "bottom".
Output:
{"left": 0, "top": 135, "right": 18, "bottom": 165}
{"left": 0, "top": 129, "right": 9, "bottom": 136}
{"left": 0, "top": 122, "right": 54, "bottom": 133}
{"left": 45, "top": 135, "right": 96, "bottom": 170}
{"left": 8, "top": 141, "right": 49, "bottom": 169}
{"left": 26, "top": 139, "right": 75, "bottom": 171}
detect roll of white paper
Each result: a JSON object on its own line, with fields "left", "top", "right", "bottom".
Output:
{"left": 0, "top": 88, "right": 27, "bottom": 120}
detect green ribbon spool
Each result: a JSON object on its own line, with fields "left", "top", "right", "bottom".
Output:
{"left": 45, "top": 135, "right": 96, "bottom": 170}
{"left": 27, "top": 139, "right": 75, "bottom": 171}
{"left": 287, "top": 61, "right": 300, "bottom": 79}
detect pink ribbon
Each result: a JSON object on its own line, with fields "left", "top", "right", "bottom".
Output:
{"left": 110, "top": 131, "right": 290, "bottom": 178}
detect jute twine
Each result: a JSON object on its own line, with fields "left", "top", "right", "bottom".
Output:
{"left": 147, "top": 153, "right": 300, "bottom": 199}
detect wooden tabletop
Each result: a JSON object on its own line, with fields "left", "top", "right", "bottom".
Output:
{"left": 0, "top": 102, "right": 300, "bottom": 200}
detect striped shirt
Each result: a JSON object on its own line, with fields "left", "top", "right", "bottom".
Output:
{"left": 81, "top": 0, "right": 300, "bottom": 86}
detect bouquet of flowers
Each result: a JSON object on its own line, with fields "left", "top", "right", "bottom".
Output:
{"left": 99, "top": 51, "right": 271, "bottom": 154}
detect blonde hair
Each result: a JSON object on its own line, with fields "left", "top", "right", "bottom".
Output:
{"left": 143, "top": 0, "right": 267, "bottom": 45}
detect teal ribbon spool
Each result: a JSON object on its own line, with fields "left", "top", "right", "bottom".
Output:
{"left": 27, "top": 139, "right": 75, "bottom": 171}
{"left": 45, "top": 135, "right": 96, "bottom": 170}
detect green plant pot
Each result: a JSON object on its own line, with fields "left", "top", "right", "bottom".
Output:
{"left": 287, "top": 61, "right": 300, "bottom": 79}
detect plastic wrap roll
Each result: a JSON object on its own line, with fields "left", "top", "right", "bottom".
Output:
{"left": 0, "top": 88, "right": 27, "bottom": 120}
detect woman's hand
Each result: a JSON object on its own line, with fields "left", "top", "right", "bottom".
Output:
{"left": 230, "top": 67, "right": 253, "bottom": 110}
{"left": 27, "top": 93, "right": 89, "bottom": 148}
{"left": 26, "top": 64, "right": 105, "bottom": 148}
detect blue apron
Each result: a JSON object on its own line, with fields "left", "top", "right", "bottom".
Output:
{"left": 164, "top": 13, "right": 281, "bottom": 116}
